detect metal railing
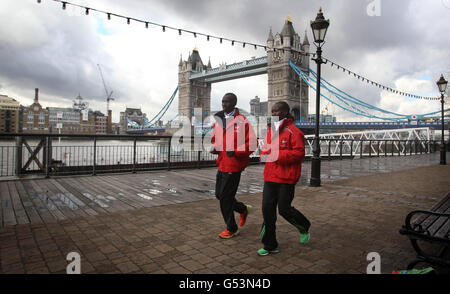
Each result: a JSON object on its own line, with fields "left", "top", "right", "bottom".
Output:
{"left": 0, "top": 133, "right": 442, "bottom": 179}
{"left": 306, "top": 138, "right": 439, "bottom": 160}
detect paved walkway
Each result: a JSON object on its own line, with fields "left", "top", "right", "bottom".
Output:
{"left": 0, "top": 153, "right": 449, "bottom": 274}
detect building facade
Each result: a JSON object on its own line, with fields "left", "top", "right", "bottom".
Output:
{"left": 307, "top": 114, "right": 337, "bottom": 123}
{"left": 0, "top": 94, "right": 20, "bottom": 133}
{"left": 47, "top": 107, "right": 83, "bottom": 134}
{"left": 21, "top": 88, "right": 50, "bottom": 133}
{"left": 79, "top": 111, "right": 96, "bottom": 135}
{"left": 91, "top": 111, "right": 107, "bottom": 134}
{"left": 2, "top": 89, "right": 115, "bottom": 135}
{"left": 249, "top": 96, "right": 268, "bottom": 118}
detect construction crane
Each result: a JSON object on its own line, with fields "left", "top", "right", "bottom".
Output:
{"left": 97, "top": 64, "right": 114, "bottom": 114}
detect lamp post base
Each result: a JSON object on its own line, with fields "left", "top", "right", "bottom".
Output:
{"left": 310, "top": 157, "right": 321, "bottom": 187}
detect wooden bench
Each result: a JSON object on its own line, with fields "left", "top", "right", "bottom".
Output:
{"left": 399, "top": 191, "right": 450, "bottom": 270}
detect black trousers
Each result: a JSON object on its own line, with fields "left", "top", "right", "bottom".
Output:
{"left": 215, "top": 171, "right": 246, "bottom": 233}
{"left": 261, "top": 181, "right": 311, "bottom": 250}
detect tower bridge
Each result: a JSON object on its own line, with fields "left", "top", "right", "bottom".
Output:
{"left": 178, "top": 17, "right": 310, "bottom": 122}
{"left": 189, "top": 56, "right": 268, "bottom": 83}
{"left": 124, "top": 17, "right": 448, "bottom": 135}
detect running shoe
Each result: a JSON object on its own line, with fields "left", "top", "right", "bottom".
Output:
{"left": 300, "top": 232, "right": 310, "bottom": 244}
{"left": 257, "top": 247, "right": 279, "bottom": 256}
{"left": 239, "top": 205, "right": 252, "bottom": 227}
{"left": 219, "top": 229, "right": 239, "bottom": 239}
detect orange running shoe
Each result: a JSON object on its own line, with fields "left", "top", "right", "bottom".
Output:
{"left": 239, "top": 205, "right": 252, "bottom": 227}
{"left": 218, "top": 229, "right": 239, "bottom": 239}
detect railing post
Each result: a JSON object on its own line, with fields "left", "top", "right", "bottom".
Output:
{"left": 385, "top": 140, "right": 387, "bottom": 157}
{"left": 15, "top": 136, "right": 23, "bottom": 176}
{"left": 93, "top": 136, "right": 97, "bottom": 176}
{"left": 360, "top": 140, "right": 363, "bottom": 158}
{"left": 339, "top": 140, "right": 343, "bottom": 160}
{"left": 392, "top": 141, "right": 394, "bottom": 156}
{"left": 167, "top": 137, "right": 171, "bottom": 170}
{"left": 404, "top": 140, "right": 407, "bottom": 156}
{"left": 398, "top": 140, "right": 401, "bottom": 156}
{"left": 369, "top": 140, "right": 372, "bottom": 157}
{"left": 377, "top": 141, "right": 380, "bottom": 157}
{"left": 328, "top": 140, "right": 331, "bottom": 160}
{"left": 42, "top": 136, "right": 47, "bottom": 174}
{"left": 133, "top": 137, "right": 137, "bottom": 173}
{"left": 45, "top": 136, "right": 51, "bottom": 178}
{"left": 420, "top": 140, "right": 423, "bottom": 154}
{"left": 350, "top": 140, "right": 353, "bottom": 158}
{"left": 49, "top": 137, "right": 53, "bottom": 175}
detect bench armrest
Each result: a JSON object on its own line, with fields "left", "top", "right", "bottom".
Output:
{"left": 400, "top": 210, "right": 450, "bottom": 236}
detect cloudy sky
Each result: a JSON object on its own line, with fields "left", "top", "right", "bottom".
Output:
{"left": 0, "top": 0, "right": 449, "bottom": 123}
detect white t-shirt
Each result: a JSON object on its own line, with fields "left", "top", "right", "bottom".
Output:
{"left": 224, "top": 109, "right": 236, "bottom": 120}
{"left": 273, "top": 118, "right": 286, "bottom": 132}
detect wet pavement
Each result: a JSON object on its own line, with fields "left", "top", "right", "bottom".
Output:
{"left": 0, "top": 153, "right": 442, "bottom": 226}
{"left": 0, "top": 152, "right": 449, "bottom": 274}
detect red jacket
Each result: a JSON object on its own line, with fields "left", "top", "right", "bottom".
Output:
{"left": 211, "top": 109, "right": 257, "bottom": 173}
{"left": 261, "top": 118, "right": 305, "bottom": 184}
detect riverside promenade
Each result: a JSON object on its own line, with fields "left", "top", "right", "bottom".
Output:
{"left": 0, "top": 152, "right": 449, "bottom": 274}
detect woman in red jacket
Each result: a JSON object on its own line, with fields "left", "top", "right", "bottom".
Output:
{"left": 258, "top": 101, "right": 311, "bottom": 256}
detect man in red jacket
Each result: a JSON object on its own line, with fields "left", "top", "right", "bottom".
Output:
{"left": 210, "top": 93, "right": 257, "bottom": 239}
{"left": 258, "top": 101, "right": 311, "bottom": 256}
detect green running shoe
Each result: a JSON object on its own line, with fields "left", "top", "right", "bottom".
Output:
{"left": 257, "top": 248, "right": 279, "bottom": 256}
{"left": 392, "top": 267, "right": 435, "bottom": 274}
{"left": 300, "top": 232, "right": 310, "bottom": 244}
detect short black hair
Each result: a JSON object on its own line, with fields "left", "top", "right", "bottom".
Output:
{"left": 273, "top": 101, "right": 294, "bottom": 120}
{"left": 223, "top": 93, "right": 237, "bottom": 104}
{"left": 273, "top": 101, "right": 290, "bottom": 112}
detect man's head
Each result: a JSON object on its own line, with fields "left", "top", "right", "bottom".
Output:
{"left": 271, "top": 101, "right": 290, "bottom": 120}
{"left": 222, "top": 93, "right": 237, "bottom": 114}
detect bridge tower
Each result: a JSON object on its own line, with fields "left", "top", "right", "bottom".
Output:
{"left": 267, "top": 16, "right": 310, "bottom": 121}
{"left": 178, "top": 48, "right": 212, "bottom": 122}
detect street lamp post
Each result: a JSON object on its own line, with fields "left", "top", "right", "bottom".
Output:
{"left": 436, "top": 74, "right": 448, "bottom": 165}
{"left": 310, "top": 8, "right": 330, "bottom": 187}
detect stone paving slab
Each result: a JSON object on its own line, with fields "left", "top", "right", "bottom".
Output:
{"left": 0, "top": 153, "right": 449, "bottom": 274}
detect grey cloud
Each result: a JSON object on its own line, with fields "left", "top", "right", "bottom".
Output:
{"left": 109, "top": 0, "right": 449, "bottom": 115}
{"left": 1, "top": 0, "right": 448, "bottom": 121}
{"left": 0, "top": 0, "right": 116, "bottom": 103}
